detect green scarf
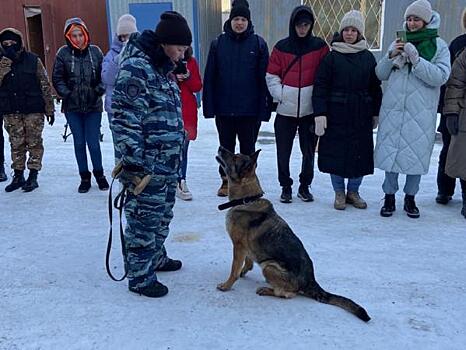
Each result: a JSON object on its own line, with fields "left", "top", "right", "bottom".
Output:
{"left": 406, "top": 28, "right": 438, "bottom": 62}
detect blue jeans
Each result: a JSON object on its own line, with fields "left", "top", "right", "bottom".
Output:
{"left": 382, "top": 172, "right": 421, "bottom": 196}
{"left": 107, "top": 112, "right": 121, "bottom": 163}
{"left": 330, "top": 174, "right": 363, "bottom": 192}
{"left": 179, "top": 139, "right": 189, "bottom": 181}
{"left": 65, "top": 112, "right": 103, "bottom": 173}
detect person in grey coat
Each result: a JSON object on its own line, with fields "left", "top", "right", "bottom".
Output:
{"left": 102, "top": 14, "right": 138, "bottom": 161}
{"left": 374, "top": 0, "right": 450, "bottom": 218}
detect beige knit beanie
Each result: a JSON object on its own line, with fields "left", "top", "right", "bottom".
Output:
{"left": 339, "top": 10, "right": 365, "bottom": 35}
{"left": 116, "top": 14, "right": 138, "bottom": 36}
{"left": 404, "top": 0, "right": 433, "bottom": 23}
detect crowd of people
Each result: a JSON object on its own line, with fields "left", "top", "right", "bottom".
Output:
{"left": 0, "top": 0, "right": 465, "bottom": 297}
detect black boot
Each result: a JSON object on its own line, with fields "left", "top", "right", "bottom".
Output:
{"left": 462, "top": 193, "right": 466, "bottom": 219}
{"left": 380, "top": 194, "right": 396, "bottom": 217}
{"left": 297, "top": 184, "right": 314, "bottom": 202}
{"left": 404, "top": 195, "right": 420, "bottom": 219}
{"left": 78, "top": 171, "right": 92, "bottom": 193}
{"left": 22, "top": 169, "right": 39, "bottom": 192}
{"left": 93, "top": 170, "right": 109, "bottom": 191}
{"left": 0, "top": 164, "right": 7, "bottom": 182}
{"left": 129, "top": 280, "right": 169, "bottom": 298}
{"left": 435, "top": 193, "right": 452, "bottom": 205}
{"left": 155, "top": 258, "right": 182, "bottom": 272}
{"left": 280, "top": 185, "right": 292, "bottom": 203}
{"left": 5, "top": 170, "right": 25, "bottom": 192}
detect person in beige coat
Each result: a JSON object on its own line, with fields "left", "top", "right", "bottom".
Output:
{"left": 443, "top": 49, "right": 466, "bottom": 219}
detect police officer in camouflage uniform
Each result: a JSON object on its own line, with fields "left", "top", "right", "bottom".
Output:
{"left": 111, "top": 11, "right": 192, "bottom": 298}
{"left": 0, "top": 28, "right": 54, "bottom": 192}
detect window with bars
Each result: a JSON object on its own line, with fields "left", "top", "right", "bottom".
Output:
{"left": 303, "top": 0, "right": 384, "bottom": 50}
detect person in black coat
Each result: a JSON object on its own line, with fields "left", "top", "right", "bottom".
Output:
{"left": 202, "top": 0, "right": 269, "bottom": 196}
{"left": 312, "top": 10, "right": 382, "bottom": 210}
{"left": 52, "top": 17, "right": 109, "bottom": 193}
{"left": 436, "top": 8, "right": 466, "bottom": 205}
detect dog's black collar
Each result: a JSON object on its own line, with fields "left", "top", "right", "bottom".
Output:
{"left": 218, "top": 193, "right": 264, "bottom": 211}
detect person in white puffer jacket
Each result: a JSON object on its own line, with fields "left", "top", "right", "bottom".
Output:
{"left": 374, "top": 0, "right": 451, "bottom": 219}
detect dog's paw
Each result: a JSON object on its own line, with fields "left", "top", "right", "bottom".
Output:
{"left": 217, "top": 282, "right": 231, "bottom": 292}
{"left": 256, "top": 287, "right": 274, "bottom": 296}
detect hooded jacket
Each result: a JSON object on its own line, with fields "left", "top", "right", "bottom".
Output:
{"left": 374, "top": 12, "right": 451, "bottom": 175}
{"left": 101, "top": 35, "right": 124, "bottom": 113}
{"left": 202, "top": 18, "right": 269, "bottom": 120}
{"left": 266, "top": 6, "right": 329, "bottom": 118}
{"left": 0, "top": 28, "right": 54, "bottom": 116}
{"left": 52, "top": 18, "right": 104, "bottom": 113}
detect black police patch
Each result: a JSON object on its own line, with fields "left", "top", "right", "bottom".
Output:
{"left": 125, "top": 78, "right": 142, "bottom": 100}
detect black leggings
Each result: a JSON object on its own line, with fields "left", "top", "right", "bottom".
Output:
{"left": 0, "top": 116, "right": 5, "bottom": 164}
{"left": 437, "top": 129, "right": 466, "bottom": 194}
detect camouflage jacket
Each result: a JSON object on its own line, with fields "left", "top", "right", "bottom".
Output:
{"left": 111, "top": 32, "right": 184, "bottom": 178}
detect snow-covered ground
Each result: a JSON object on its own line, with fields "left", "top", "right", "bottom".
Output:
{"left": 1, "top": 109, "right": 465, "bottom": 350}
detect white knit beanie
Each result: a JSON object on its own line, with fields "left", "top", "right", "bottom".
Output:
{"left": 339, "top": 10, "right": 365, "bottom": 35}
{"left": 116, "top": 14, "right": 138, "bottom": 36}
{"left": 404, "top": 0, "right": 433, "bottom": 23}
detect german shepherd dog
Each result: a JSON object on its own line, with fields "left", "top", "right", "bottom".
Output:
{"left": 215, "top": 147, "right": 370, "bottom": 322}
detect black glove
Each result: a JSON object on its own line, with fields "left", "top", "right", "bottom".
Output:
{"left": 46, "top": 114, "right": 55, "bottom": 126}
{"left": 445, "top": 114, "right": 459, "bottom": 135}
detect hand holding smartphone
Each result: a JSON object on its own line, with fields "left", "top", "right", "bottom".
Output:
{"left": 396, "top": 30, "right": 407, "bottom": 43}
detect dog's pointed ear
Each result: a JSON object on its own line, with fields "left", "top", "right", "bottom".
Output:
{"left": 250, "top": 149, "right": 261, "bottom": 164}
{"left": 218, "top": 146, "right": 233, "bottom": 156}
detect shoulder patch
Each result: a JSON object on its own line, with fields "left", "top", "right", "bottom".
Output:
{"left": 125, "top": 78, "right": 143, "bottom": 100}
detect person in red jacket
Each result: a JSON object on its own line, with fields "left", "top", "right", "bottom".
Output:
{"left": 266, "top": 5, "right": 329, "bottom": 203}
{"left": 174, "top": 47, "right": 202, "bottom": 200}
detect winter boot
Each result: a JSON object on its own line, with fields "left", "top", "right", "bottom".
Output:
{"left": 22, "top": 169, "right": 39, "bottom": 192}
{"left": 334, "top": 191, "right": 346, "bottom": 210}
{"left": 0, "top": 164, "right": 7, "bottom": 182}
{"left": 404, "top": 195, "right": 420, "bottom": 219}
{"left": 297, "top": 184, "right": 314, "bottom": 202}
{"left": 280, "top": 185, "right": 292, "bottom": 203}
{"left": 5, "top": 170, "right": 25, "bottom": 192}
{"left": 346, "top": 191, "right": 367, "bottom": 209}
{"left": 78, "top": 171, "right": 92, "bottom": 193}
{"left": 217, "top": 176, "right": 228, "bottom": 197}
{"left": 461, "top": 193, "right": 466, "bottom": 219}
{"left": 380, "top": 194, "right": 396, "bottom": 217}
{"left": 129, "top": 280, "right": 169, "bottom": 298}
{"left": 93, "top": 170, "right": 109, "bottom": 191}
{"left": 176, "top": 179, "right": 193, "bottom": 201}
{"left": 155, "top": 258, "right": 183, "bottom": 272}
{"left": 435, "top": 193, "right": 452, "bottom": 205}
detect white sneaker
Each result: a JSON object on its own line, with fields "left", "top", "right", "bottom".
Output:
{"left": 176, "top": 180, "right": 193, "bottom": 201}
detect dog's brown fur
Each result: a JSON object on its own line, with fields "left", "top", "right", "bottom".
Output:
{"left": 216, "top": 147, "right": 370, "bottom": 322}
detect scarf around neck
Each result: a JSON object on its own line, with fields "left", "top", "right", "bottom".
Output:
{"left": 406, "top": 28, "right": 438, "bottom": 62}
{"left": 331, "top": 40, "right": 368, "bottom": 54}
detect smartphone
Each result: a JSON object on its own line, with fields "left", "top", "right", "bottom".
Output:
{"left": 396, "top": 30, "right": 407, "bottom": 43}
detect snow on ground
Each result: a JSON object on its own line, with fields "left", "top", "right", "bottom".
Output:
{"left": 1, "top": 109, "right": 465, "bottom": 350}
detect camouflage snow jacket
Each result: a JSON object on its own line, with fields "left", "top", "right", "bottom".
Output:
{"left": 111, "top": 31, "right": 184, "bottom": 178}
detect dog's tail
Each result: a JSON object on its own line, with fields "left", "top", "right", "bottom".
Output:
{"left": 303, "top": 283, "right": 370, "bottom": 322}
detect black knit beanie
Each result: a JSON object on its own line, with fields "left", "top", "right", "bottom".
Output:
{"left": 155, "top": 11, "right": 192, "bottom": 46}
{"left": 230, "top": 0, "right": 251, "bottom": 21}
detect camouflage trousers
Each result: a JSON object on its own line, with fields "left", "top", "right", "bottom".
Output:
{"left": 3, "top": 113, "right": 44, "bottom": 171}
{"left": 124, "top": 176, "right": 177, "bottom": 288}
